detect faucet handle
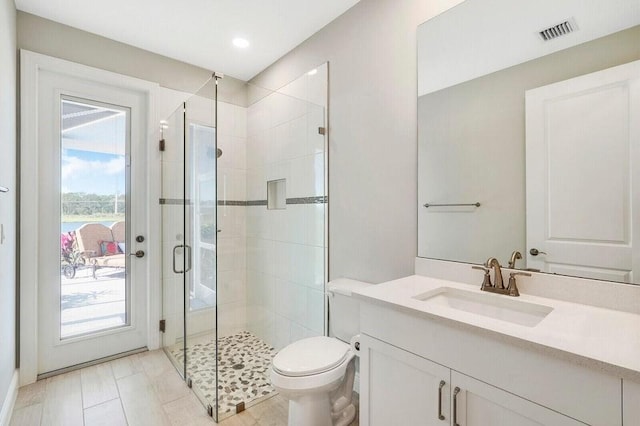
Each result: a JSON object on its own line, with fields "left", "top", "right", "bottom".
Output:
{"left": 472, "top": 265, "right": 489, "bottom": 272}
{"left": 472, "top": 265, "right": 493, "bottom": 289}
{"left": 506, "top": 272, "right": 531, "bottom": 297}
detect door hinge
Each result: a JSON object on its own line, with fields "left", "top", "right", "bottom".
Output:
{"left": 318, "top": 127, "right": 326, "bottom": 135}
{"left": 159, "top": 319, "right": 166, "bottom": 332}
{"left": 159, "top": 138, "right": 166, "bottom": 152}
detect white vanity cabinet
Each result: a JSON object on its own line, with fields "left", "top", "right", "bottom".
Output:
{"left": 357, "top": 301, "right": 624, "bottom": 426}
{"left": 359, "top": 334, "right": 582, "bottom": 426}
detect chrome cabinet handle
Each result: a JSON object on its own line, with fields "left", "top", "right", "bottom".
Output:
{"left": 438, "top": 380, "right": 446, "bottom": 420}
{"left": 453, "top": 387, "right": 461, "bottom": 426}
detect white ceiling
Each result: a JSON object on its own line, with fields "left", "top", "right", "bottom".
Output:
{"left": 418, "top": 0, "right": 640, "bottom": 95}
{"left": 15, "top": 0, "right": 360, "bottom": 81}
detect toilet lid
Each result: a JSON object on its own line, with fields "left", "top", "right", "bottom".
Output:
{"left": 272, "top": 336, "right": 350, "bottom": 377}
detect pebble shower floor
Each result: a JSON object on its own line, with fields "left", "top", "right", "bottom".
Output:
{"left": 170, "top": 331, "right": 278, "bottom": 419}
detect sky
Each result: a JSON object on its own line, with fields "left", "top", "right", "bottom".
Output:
{"left": 61, "top": 149, "right": 126, "bottom": 195}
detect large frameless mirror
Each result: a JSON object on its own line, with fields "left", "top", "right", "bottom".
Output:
{"left": 417, "top": 0, "right": 640, "bottom": 284}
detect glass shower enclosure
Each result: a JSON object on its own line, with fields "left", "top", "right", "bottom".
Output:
{"left": 160, "top": 64, "right": 328, "bottom": 422}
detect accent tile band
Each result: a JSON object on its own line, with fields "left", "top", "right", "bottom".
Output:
{"left": 163, "top": 196, "right": 327, "bottom": 206}
{"left": 159, "top": 198, "right": 191, "bottom": 205}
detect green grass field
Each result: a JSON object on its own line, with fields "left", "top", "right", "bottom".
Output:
{"left": 62, "top": 214, "right": 125, "bottom": 223}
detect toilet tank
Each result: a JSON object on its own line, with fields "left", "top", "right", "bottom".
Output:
{"left": 327, "top": 278, "right": 372, "bottom": 342}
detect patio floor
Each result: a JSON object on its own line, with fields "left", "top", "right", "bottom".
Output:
{"left": 61, "top": 267, "right": 126, "bottom": 338}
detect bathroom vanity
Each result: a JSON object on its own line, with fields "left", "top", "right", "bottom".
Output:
{"left": 353, "top": 263, "right": 640, "bottom": 426}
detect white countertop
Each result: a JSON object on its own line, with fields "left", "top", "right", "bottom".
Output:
{"left": 353, "top": 274, "right": 640, "bottom": 381}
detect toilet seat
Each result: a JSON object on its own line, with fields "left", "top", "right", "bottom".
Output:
{"left": 271, "top": 337, "right": 356, "bottom": 393}
{"left": 273, "top": 336, "right": 350, "bottom": 377}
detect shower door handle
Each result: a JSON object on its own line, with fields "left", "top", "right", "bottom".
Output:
{"left": 172, "top": 244, "right": 184, "bottom": 274}
{"left": 184, "top": 244, "right": 192, "bottom": 273}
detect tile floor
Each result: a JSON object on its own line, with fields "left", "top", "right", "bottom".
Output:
{"left": 10, "top": 349, "right": 359, "bottom": 426}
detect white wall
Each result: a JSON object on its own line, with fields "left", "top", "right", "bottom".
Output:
{"left": 250, "top": 0, "right": 464, "bottom": 284}
{"left": 0, "top": 0, "right": 16, "bottom": 411}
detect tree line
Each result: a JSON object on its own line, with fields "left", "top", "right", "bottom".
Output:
{"left": 62, "top": 192, "right": 125, "bottom": 215}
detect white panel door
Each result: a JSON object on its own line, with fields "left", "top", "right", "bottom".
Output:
{"left": 525, "top": 60, "right": 640, "bottom": 282}
{"left": 451, "top": 371, "right": 583, "bottom": 426}
{"left": 359, "top": 334, "right": 451, "bottom": 425}
{"left": 23, "top": 54, "right": 151, "bottom": 376}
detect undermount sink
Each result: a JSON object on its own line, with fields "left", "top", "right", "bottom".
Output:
{"left": 412, "top": 287, "right": 553, "bottom": 327}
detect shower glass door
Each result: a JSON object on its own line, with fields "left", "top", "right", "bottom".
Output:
{"left": 184, "top": 79, "right": 219, "bottom": 416}
{"left": 160, "top": 77, "right": 219, "bottom": 416}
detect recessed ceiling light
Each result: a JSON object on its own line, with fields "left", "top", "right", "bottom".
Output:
{"left": 233, "top": 38, "right": 250, "bottom": 48}
{"left": 307, "top": 69, "right": 318, "bottom": 76}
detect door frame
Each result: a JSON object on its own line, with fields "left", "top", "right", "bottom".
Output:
{"left": 19, "top": 50, "right": 162, "bottom": 385}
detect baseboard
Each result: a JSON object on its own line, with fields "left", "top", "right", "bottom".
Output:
{"left": 0, "top": 369, "right": 19, "bottom": 426}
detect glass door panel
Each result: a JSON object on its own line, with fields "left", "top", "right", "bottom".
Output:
{"left": 160, "top": 78, "right": 219, "bottom": 419}
{"left": 160, "top": 101, "right": 188, "bottom": 377}
{"left": 60, "top": 97, "right": 130, "bottom": 339}
{"left": 184, "top": 78, "right": 219, "bottom": 419}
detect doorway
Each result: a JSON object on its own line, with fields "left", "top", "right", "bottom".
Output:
{"left": 20, "top": 51, "right": 157, "bottom": 382}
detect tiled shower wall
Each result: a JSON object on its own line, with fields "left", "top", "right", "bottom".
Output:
{"left": 245, "top": 65, "right": 328, "bottom": 350}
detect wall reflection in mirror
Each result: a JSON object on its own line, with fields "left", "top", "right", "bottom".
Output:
{"left": 417, "top": 0, "right": 640, "bottom": 284}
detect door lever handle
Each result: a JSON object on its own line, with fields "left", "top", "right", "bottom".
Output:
{"left": 529, "top": 248, "right": 547, "bottom": 256}
{"left": 130, "top": 250, "right": 145, "bottom": 258}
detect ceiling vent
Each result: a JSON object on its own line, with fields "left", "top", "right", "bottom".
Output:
{"left": 538, "top": 18, "right": 578, "bottom": 41}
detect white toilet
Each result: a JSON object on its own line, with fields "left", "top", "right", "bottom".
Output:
{"left": 270, "top": 278, "right": 371, "bottom": 426}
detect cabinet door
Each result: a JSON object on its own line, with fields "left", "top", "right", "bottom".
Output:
{"left": 451, "top": 371, "right": 584, "bottom": 426}
{"left": 359, "top": 334, "right": 451, "bottom": 425}
{"left": 624, "top": 379, "right": 640, "bottom": 425}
